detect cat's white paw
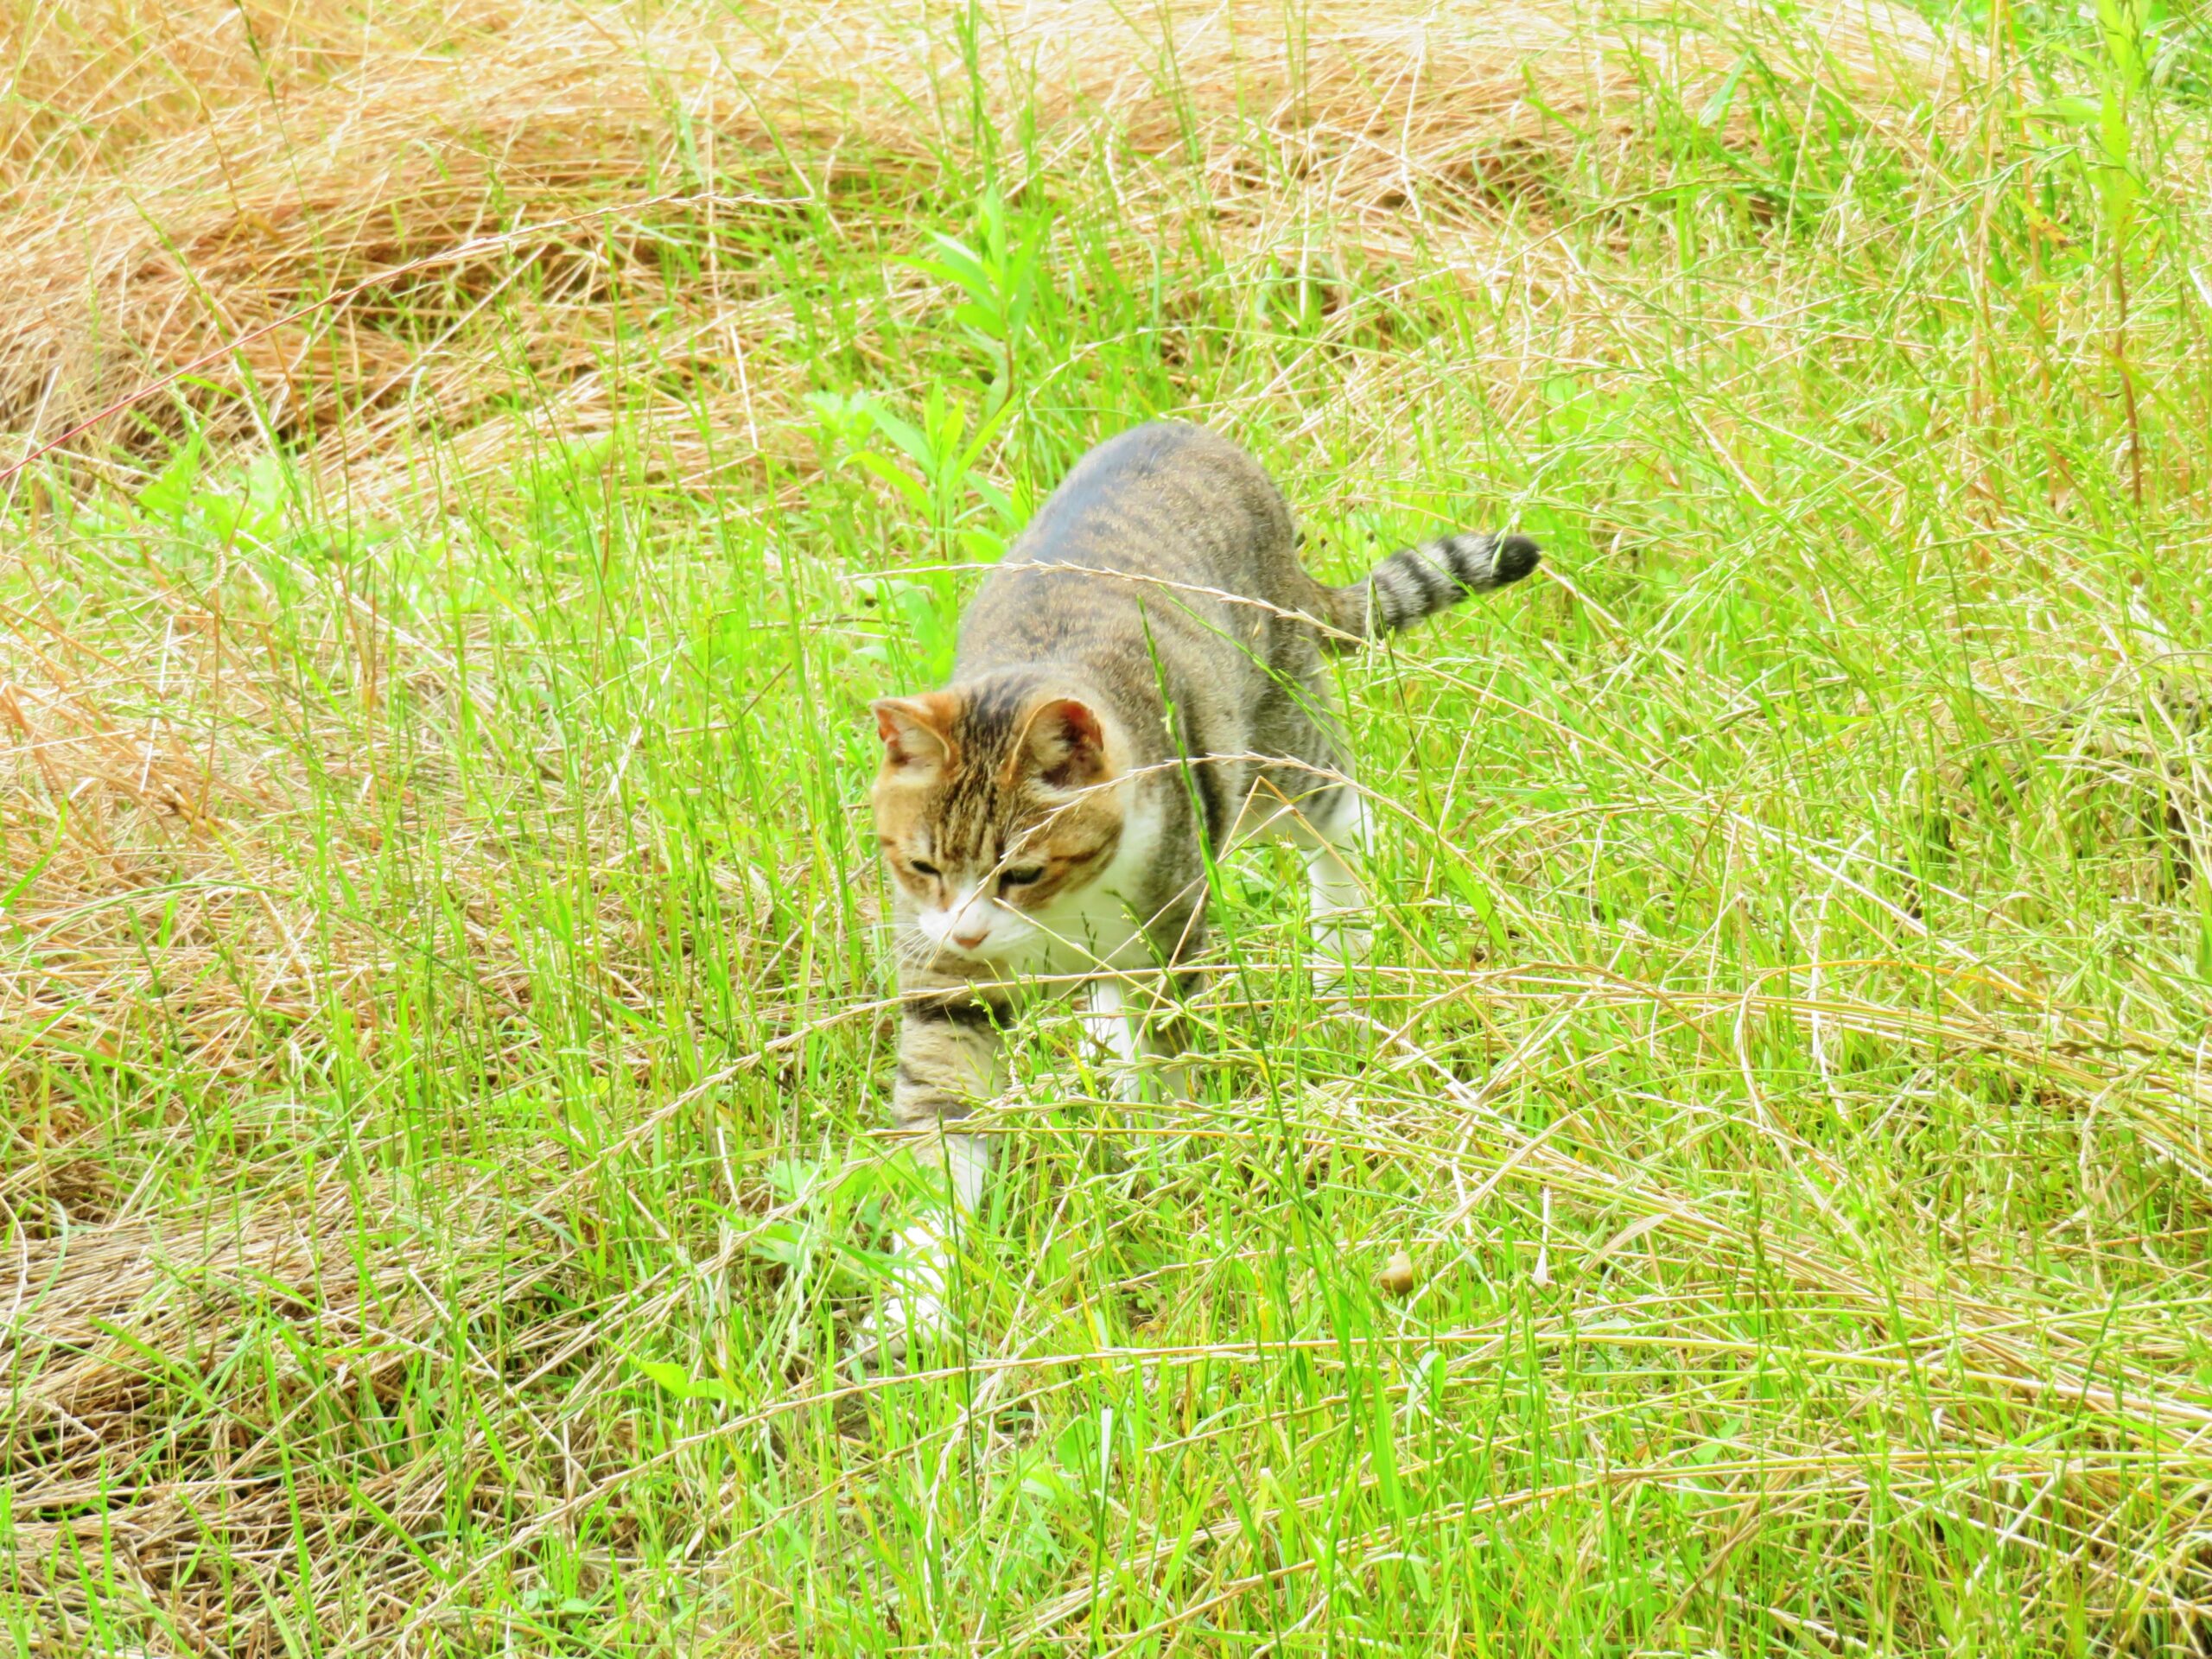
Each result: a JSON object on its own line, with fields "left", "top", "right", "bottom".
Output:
{"left": 849, "top": 1223, "right": 963, "bottom": 1368}
{"left": 852, "top": 1294, "right": 953, "bottom": 1367}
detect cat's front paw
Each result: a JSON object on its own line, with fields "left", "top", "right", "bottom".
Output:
{"left": 851, "top": 1294, "right": 953, "bottom": 1369}
{"left": 849, "top": 1223, "right": 964, "bottom": 1369}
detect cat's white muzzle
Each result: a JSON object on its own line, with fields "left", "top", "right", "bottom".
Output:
{"left": 915, "top": 889, "right": 1039, "bottom": 965}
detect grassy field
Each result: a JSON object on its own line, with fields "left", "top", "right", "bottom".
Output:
{"left": 6, "top": 0, "right": 2212, "bottom": 1651}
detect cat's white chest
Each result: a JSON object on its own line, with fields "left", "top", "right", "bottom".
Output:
{"left": 997, "top": 789, "right": 1165, "bottom": 980}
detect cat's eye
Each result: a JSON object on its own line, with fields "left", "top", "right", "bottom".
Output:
{"left": 909, "top": 860, "right": 940, "bottom": 878}
{"left": 998, "top": 866, "right": 1045, "bottom": 889}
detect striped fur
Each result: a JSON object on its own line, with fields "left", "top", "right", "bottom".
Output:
{"left": 860, "top": 423, "right": 1540, "bottom": 1358}
{"left": 872, "top": 425, "right": 1542, "bottom": 1140}
{"left": 1325, "top": 531, "right": 1541, "bottom": 644}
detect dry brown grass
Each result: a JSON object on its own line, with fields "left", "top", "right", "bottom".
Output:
{"left": 18, "top": 0, "right": 2212, "bottom": 1650}
{"left": 3, "top": 0, "right": 1982, "bottom": 478}
{"left": 8, "top": 1171, "right": 578, "bottom": 1645}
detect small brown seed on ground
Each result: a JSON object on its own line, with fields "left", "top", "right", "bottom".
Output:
{"left": 1376, "top": 1249, "right": 1416, "bottom": 1297}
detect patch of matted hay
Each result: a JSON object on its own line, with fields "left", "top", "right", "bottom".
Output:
{"left": 2, "top": 1171, "right": 619, "bottom": 1649}
{"left": 0, "top": 0, "right": 1985, "bottom": 487}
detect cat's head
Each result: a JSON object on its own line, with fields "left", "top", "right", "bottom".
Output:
{"left": 869, "top": 682, "right": 1131, "bottom": 964}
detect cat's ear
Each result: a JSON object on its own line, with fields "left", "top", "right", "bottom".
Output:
{"left": 1012, "top": 696, "right": 1109, "bottom": 793}
{"left": 872, "top": 695, "right": 958, "bottom": 775}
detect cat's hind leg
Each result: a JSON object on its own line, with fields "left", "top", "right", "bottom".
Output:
{"left": 1274, "top": 784, "right": 1375, "bottom": 991}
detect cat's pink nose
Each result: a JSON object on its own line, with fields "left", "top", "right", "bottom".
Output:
{"left": 950, "top": 925, "right": 989, "bottom": 950}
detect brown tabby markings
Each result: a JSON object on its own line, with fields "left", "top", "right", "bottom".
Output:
{"left": 857, "top": 421, "right": 1538, "bottom": 1352}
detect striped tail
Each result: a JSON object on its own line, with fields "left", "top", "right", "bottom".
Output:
{"left": 1324, "top": 531, "right": 1541, "bottom": 645}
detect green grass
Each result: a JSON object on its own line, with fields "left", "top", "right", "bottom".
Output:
{"left": 7, "top": 0, "right": 2212, "bottom": 1651}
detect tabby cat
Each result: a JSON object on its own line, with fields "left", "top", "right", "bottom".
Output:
{"left": 861, "top": 421, "right": 1537, "bottom": 1354}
